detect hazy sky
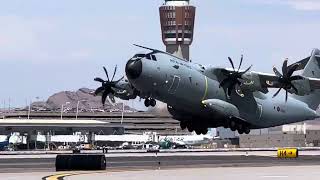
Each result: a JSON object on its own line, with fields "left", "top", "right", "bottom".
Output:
{"left": 0, "top": 0, "right": 320, "bottom": 107}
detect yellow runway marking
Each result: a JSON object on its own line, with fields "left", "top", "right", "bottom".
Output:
{"left": 43, "top": 169, "right": 148, "bottom": 180}
{"left": 43, "top": 173, "right": 79, "bottom": 180}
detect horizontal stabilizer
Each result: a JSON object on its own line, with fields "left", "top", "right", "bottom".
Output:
{"left": 288, "top": 56, "right": 310, "bottom": 71}
{"left": 292, "top": 48, "right": 320, "bottom": 110}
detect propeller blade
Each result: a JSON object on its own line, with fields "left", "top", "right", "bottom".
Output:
{"left": 238, "top": 55, "right": 243, "bottom": 72}
{"left": 273, "top": 88, "right": 282, "bottom": 98}
{"left": 287, "top": 63, "right": 300, "bottom": 77}
{"left": 115, "top": 76, "right": 125, "bottom": 83}
{"left": 108, "top": 94, "right": 116, "bottom": 105}
{"left": 291, "top": 84, "right": 299, "bottom": 94}
{"left": 282, "top": 59, "right": 288, "bottom": 78}
{"left": 228, "top": 57, "right": 235, "bottom": 71}
{"left": 290, "top": 75, "right": 303, "bottom": 81}
{"left": 110, "top": 86, "right": 116, "bottom": 94}
{"left": 94, "top": 77, "right": 105, "bottom": 83}
{"left": 111, "top": 65, "right": 117, "bottom": 82}
{"left": 242, "top": 65, "right": 252, "bottom": 74}
{"left": 103, "top": 67, "right": 110, "bottom": 82}
{"left": 219, "top": 78, "right": 229, "bottom": 88}
{"left": 221, "top": 55, "right": 252, "bottom": 99}
{"left": 101, "top": 90, "right": 109, "bottom": 106}
{"left": 273, "top": 67, "right": 282, "bottom": 77}
{"left": 272, "top": 59, "right": 300, "bottom": 103}
{"left": 94, "top": 87, "right": 104, "bottom": 95}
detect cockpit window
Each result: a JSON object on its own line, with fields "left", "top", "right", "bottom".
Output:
{"left": 199, "top": 64, "right": 205, "bottom": 70}
{"left": 195, "top": 64, "right": 205, "bottom": 72}
{"left": 151, "top": 55, "right": 157, "bottom": 61}
{"left": 133, "top": 54, "right": 145, "bottom": 58}
{"left": 132, "top": 53, "right": 157, "bottom": 61}
{"left": 146, "top": 54, "right": 151, "bottom": 60}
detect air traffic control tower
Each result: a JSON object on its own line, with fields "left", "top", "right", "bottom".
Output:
{"left": 159, "top": 0, "right": 196, "bottom": 61}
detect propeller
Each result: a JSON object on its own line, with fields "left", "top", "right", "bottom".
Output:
{"left": 94, "top": 66, "right": 124, "bottom": 106}
{"left": 271, "top": 58, "right": 303, "bottom": 102}
{"left": 219, "top": 55, "right": 252, "bottom": 97}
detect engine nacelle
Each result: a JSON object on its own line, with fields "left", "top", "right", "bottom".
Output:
{"left": 202, "top": 99, "right": 240, "bottom": 118}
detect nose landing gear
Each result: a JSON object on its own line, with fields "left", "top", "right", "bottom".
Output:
{"left": 144, "top": 98, "right": 156, "bottom": 107}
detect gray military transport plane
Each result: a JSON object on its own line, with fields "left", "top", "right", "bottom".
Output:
{"left": 94, "top": 45, "right": 320, "bottom": 135}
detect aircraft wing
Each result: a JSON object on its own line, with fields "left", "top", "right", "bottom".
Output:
{"left": 208, "top": 67, "right": 308, "bottom": 95}
{"left": 207, "top": 67, "right": 274, "bottom": 94}
{"left": 245, "top": 71, "right": 320, "bottom": 96}
{"left": 208, "top": 55, "right": 316, "bottom": 96}
{"left": 243, "top": 71, "right": 279, "bottom": 93}
{"left": 308, "top": 78, "right": 320, "bottom": 89}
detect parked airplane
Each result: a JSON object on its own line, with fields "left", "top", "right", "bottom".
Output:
{"left": 159, "top": 134, "right": 214, "bottom": 146}
{"left": 0, "top": 135, "right": 9, "bottom": 151}
{"left": 94, "top": 45, "right": 320, "bottom": 135}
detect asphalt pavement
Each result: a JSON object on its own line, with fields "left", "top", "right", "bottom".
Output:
{"left": 1, "top": 154, "right": 320, "bottom": 173}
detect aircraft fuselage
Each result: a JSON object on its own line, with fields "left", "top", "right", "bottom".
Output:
{"left": 125, "top": 53, "right": 318, "bottom": 130}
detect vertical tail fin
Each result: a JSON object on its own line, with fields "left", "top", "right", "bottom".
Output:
{"left": 292, "top": 48, "right": 320, "bottom": 110}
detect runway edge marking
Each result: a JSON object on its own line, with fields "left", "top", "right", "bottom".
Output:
{"left": 42, "top": 173, "right": 79, "bottom": 180}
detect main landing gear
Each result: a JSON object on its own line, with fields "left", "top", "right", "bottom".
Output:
{"left": 226, "top": 119, "right": 250, "bottom": 134}
{"left": 180, "top": 121, "right": 208, "bottom": 135}
{"left": 144, "top": 98, "right": 156, "bottom": 107}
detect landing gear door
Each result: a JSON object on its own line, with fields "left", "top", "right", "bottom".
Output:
{"left": 168, "top": 75, "right": 180, "bottom": 94}
{"left": 256, "top": 103, "right": 263, "bottom": 120}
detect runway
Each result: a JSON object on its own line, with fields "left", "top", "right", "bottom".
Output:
{"left": 0, "top": 153, "right": 320, "bottom": 173}
{"left": 1, "top": 152, "right": 320, "bottom": 179}
{"left": 65, "top": 166, "right": 320, "bottom": 180}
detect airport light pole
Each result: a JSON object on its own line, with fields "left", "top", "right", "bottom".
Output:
{"left": 2, "top": 99, "right": 5, "bottom": 119}
{"left": 61, "top": 102, "right": 70, "bottom": 120}
{"left": 76, "top": 100, "right": 86, "bottom": 120}
{"left": 27, "top": 98, "right": 34, "bottom": 120}
{"left": 27, "top": 101, "right": 31, "bottom": 120}
{"left": 27, "top": 97, "right": 39, "bottom": 119}
{"left": 121, "top": 102, "right": 125, "bottom": 124}
{"left": 8, "top": 98, "right": 10, "bottom": 114}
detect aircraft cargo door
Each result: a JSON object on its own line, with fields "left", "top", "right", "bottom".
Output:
{"left": 168, "top": 75, "right": 180, "bottom": 94}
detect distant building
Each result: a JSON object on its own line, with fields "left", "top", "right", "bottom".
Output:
{"left": 159, "top": 0, "right": 196, "bottom": 61}
{"left": 240, "top": 134, "right": 306, "bottom": 148}
{"left": 240, "top": 123, "right": 320, "bottom": 148}
{"left": 215, "top": 127, "right": 236, "bottom": 139}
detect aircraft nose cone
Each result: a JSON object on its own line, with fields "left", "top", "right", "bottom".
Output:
{"left": 126, "top": 59, "right": 142, "bottom": 79}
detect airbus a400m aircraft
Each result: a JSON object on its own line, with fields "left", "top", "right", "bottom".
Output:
{"left": 94, "top": 45, "right": 320, "bottom": 135}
